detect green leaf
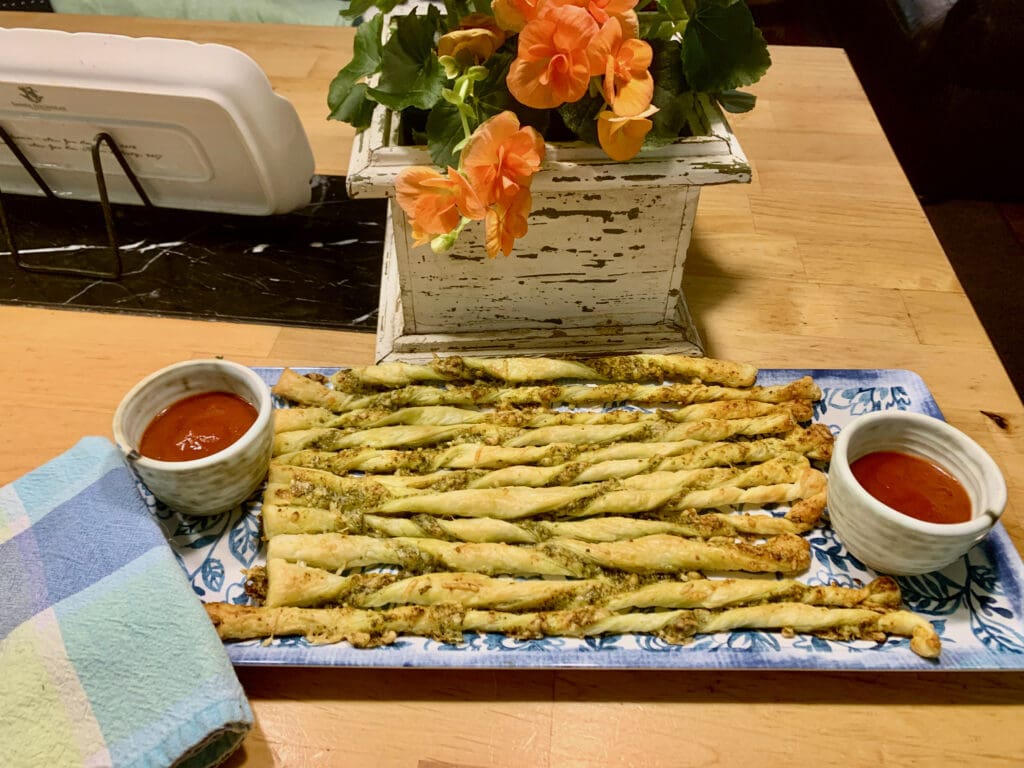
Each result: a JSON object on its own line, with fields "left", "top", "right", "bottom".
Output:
{"left": 368, "top": 7, "right": 447, "bottom": 112}
{"left": 557, "top": 93, "right": 603, "bottom": 146}
{"left": 441, "top": 0, "right": 487, "bottom": 23}
{"left": 327, "top": 14, "right": 383, "bottom": 121}
{"left": 426, "top": 101, "right": 467, "bottom": 169}
{"left": 473, "top": 50, "right": 550, "bottom": 132}
{"left": 328, "top": 82, "right": 378, "bottom": 129}
{"left": 716, "top": 88, "right": 757, "bottom": 113}
{"left": 647, "top": 39, "right": 692, "bottom": 144}
{"left": 681, "top": 0, "right": 771, "bottom": 93}
{"left": 654, "top": 0, "right": 689, "bottom": 22}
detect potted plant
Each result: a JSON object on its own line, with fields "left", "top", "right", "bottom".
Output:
{"left": 329, "top": 0, "right": 770, "bottom": 361}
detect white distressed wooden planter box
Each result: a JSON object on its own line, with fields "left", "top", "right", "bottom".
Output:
{"left": 348, "top": 95, "right": 750, "bottom": 362}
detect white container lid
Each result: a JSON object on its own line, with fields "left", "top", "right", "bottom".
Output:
{"left": 0, "top": 27, "right": 315, "bottom": 215}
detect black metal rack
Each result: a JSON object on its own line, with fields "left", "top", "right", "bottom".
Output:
{"left": 0, "top": 126, "right": 154, "bottom": 280}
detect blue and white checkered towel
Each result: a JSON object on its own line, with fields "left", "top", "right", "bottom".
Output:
{"left": 0, "top": 437, "right": 252, "bottom": 768}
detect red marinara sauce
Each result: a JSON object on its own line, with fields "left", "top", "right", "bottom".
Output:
{"left": 138, "top": 391, "right": 258, "bottom": 462}
{"left": 850, "top": 450, "right": 972, "bottom": 525}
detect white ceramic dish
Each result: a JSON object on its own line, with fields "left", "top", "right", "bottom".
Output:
{"left": 0, "top": 28, "right": 313, "bottom": 214}
{"left": 827, "top": 410, "right": 1007, "bottom": 576}
{"left": 112, "top": 359, "right": 273, "bottom": 516}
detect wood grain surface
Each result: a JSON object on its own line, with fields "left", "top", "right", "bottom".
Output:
{"left": 2, "top": 13, "right": 1022, "bottom": 767}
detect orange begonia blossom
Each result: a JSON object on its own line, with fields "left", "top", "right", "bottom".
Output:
{"left": 596, "top": 106, "right": 656, "bottom": 161}
{"left": 543, "top": 0, "right": 638, "bottom": 32}
{"left": 492, "top": 0, "right": 542, "bottom": 32}
{"left": 439, "top": 15, "right": 507, "bottom": 65}
{"left": 600, "top": 18, "right": 653, "bottom": 117}
{"left": 395, "top": 166, "right": 485, "bottom": 244}
{"left": 462, "top": 111, "right": 545, "bottom": 207}
{"left": 485, "top": 187, "right": 532, "bottom": 257}
{"left": 438, "top": 27, "right": 506, "bottom": 65}
{"left": 507, "top": 5, "right": 609, "bottom": 109}
{"left": 583, "top": 0, "right": 637, "bottom": 25}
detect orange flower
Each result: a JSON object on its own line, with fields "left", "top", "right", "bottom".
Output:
{"left": 395, "top": 166, "right": 485, "bottom": 244}
{"left": 582, "top": 0, "right": 637, "bottom": 25}
{"left": 485, "top": 187, "right": 532, "bottom": 257}
{"left": 462, "top": 111, "right": 545, "bottom": 206}
{"left": 543, "top": 0, "right": 638, "bottom": 32}
{"left": 507, "top": 5, "right": 608, "bottom": 109}
{"left": 600, "top": 17, "right": 653, "bottom": 116}
{"left": 596, "top": 107, "right": 656, "bottom": 161}
{"left": 438, "top": 15, "right": 507, "bottom": 65}
{"left": 492, "top": 0, "right": 543, "bottom": 32}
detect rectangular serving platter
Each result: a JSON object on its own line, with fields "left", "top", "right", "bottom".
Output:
{"left": 152, "top": 367, "right": 1024, "bottom": 670}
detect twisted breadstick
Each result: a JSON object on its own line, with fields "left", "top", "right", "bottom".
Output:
{"left": 271, "top": 411, "right": 809, "bottom": 456}
{"left": 205, "top": 601, "right": 940, "bottom": 658}
{"left": 272, "top": 367, "right": 821, "bottom": 414}
{"left": 261, "top": 491, "right": 826, "bottom": 539}
{"left": 266, "top": 532, "right": 811, "bottom": 577}
{"left": 258, "top": 560, "right": 903, "bottom": 612}
{"left": 265, "top": 461, "right": 827, "bottom": 521}
{"left": 271, "top": 429, "right": 834, "bottom": 481}
{"left": 273, "top": 399, "right": 814, "bottom": 435}
{"left": 330, "top": 354, "right": 759, "bottom": 391}
{"left": 270, "top": 451, "right": 807, "bottom": 500}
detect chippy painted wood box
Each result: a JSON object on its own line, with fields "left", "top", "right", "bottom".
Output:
{"left": 347, "top": 96, "right": 750, "bottom": 363}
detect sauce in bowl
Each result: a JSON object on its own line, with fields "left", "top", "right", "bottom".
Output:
{"left": 850, "top": 450, "right": 971, "bottom": 525}
{"left": 139, "top": 391, "right": 258, "bottom": 462}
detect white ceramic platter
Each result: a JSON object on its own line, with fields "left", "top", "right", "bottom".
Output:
{"left": 152, "top": 368, "right": 1024, "bottom": 670}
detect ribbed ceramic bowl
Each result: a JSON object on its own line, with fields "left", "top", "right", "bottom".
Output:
{"left": 112, "top": 359, "right": 273, "bottom": 516}
{"left": 828, "top": 411, "right": 1007, "bottom": 575}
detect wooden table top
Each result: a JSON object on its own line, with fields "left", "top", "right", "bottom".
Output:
{"left": 3, "top": 11, "right": 1023, "bottom": 767}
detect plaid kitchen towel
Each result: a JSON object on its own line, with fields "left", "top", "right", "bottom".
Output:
{"left": 0, "top": 437, "right": 252, "bottom": 768}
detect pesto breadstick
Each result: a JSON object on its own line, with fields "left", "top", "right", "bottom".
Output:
{"left": 330, "top": 354, "right": 758, "bottom": 391}
{"left": 271, "top": 428, "right": 833, "bottom": 480}
{"left": 273, "top": 399, "right": 814, "bottom": 435}
{"left": 272, "top": 411, "right": 805, "bottom": 457}
{"left": 261, "top": 497, "right": 825, "bottom": 539}
{"left": 205, "top": 601, "right": 940, "bottom": 658}
{"left": 272, "top": 367, "right": 821, "bottom": 413}
{"left": 265, "top": 461, "right": 825, "bottom": 520}
{"left": 270, "top": 452, "right": 806, "bottom": 496}
{"left": 258, "top": 561, "right": 902, "bottom": 612}
{"left": 265, "top": 532, "right": 811, "bottom": 576}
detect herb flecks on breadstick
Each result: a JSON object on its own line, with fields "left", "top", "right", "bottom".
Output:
{"left": 271, "top": 412, "right": 811, "bottom": 456}
{"left": 261, "top": 497, "right": 826, "bottom": 540}
{"left": 266, "top": 532, "right": 811, "bottom": 577}
{"left": 330, "top": 354, "right": 758, "bottom": 392}
{"left": 255, "top": 561, "right": 903, "bottom": 612}
{"left": 273, "top": 399, "right": 814, "bottom": 435}
{"left": 271, "top": 429, "right": 834, "bottom": 480}
{"left": 272, "top": 367, "right": 821, "bottom": 414}
{"left": 204, "top": 601, "right": 940, "bottom": 659}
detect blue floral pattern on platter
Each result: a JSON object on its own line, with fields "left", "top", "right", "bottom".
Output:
{"left": 154, "top": 367, "right": 1024, "bottom": 670}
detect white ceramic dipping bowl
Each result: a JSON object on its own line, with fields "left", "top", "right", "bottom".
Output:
{"left": 112, "top": 359, "right": 273, "bottom": 517}
{"left": 828, "top": 410, "right": 1007, "bottom": 575}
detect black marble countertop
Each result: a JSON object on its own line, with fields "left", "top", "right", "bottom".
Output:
{"left": 0, "top": 175, "right": 386, "bottom": 332}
